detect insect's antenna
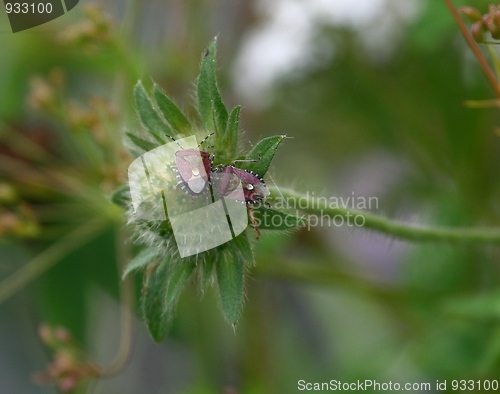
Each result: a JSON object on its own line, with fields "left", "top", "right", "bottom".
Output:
{"left": 233, "top": 158, "right": 259, "bottom": 165}
{"left": 267, "top": 170, "right": 288, "bottom": 208}
{"left": 197, "top": 132, "right": 215, "bottom": 149}
{"left": 164, "top": 134, "right": 184, "bottom": 149}
{"left": 233, "top": 153, "right": 261, "bottom": 166}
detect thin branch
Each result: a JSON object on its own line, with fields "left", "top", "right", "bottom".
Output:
{"left": 444, "top": 0, "right": 500, "bottom": 99}
{"left": 272, "top": 187, "right": 500, "bottom": 245}
{"left": 0, "top": 218, "right": 107, "bottom": 305}
{"left": 98, "top": 227, "right": 135, "bottom": 377}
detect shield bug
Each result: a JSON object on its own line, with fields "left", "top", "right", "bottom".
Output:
{"left": 213, "top": 166, "right": 269, "bottom": 204}
{"left": 167, "top": 133, "right": 214, "bottom": 196}
{"left": 174, "top": 149, "right": 211, "bottom": 195}
{"left": 213, "top": 165, "right": 269, "bottom": 239}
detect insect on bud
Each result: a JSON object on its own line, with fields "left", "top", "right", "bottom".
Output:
{"left": 471, "top": 21, "right": 486, "bottom": 42}
{"left": 459, "top": 6, "right": 482, "bottom": 21}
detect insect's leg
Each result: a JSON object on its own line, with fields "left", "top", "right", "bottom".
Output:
{"left": 164, "top": 134, "right": 184, "bottom": 149}
{"left": 197, "top": 132, "right": 215, "bottom": 148}
{"left": 247, "top": 205, "right": 260, "bottom": 240}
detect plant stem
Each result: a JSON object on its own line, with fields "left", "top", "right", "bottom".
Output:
{"left": 444, "top": 0, "right": 500, "bottom": 99}
{"left": 98, "top": 227, "right": 135, "bottom": 377}
{"left": 273, "top": 187, "right": 500, "bottom": 245}
{"left": 0, "top": 218, "right": 107, "bottom": 305}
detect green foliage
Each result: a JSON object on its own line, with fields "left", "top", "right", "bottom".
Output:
{"left": 141, "top": 259, "right": 170, "bottom": 342}
{"left": 153, "top": 84, "right": 193, "bottom": 135}
{"left": 223, "top": 105, "right": 242, "bottom": 161}
{"left": 197, "top": 38, "right": 232, "bottom": 162}
{"left": 110, "top": 184, "right": 131, "bottom": 209}
{"left": 133, "top": 82, "right": 170, "bottom": 144}
{"left": 119, "top": 38, "right": 304, "bottom": 340}
{"left": 122, "top": 247, "right": 160, "bottom": 280}
{"left": 142, "top": 255, "right": 197, "bottom": 342}
{"left": 125, "top": 132, "right": 158, "bottom": 153}
{"left": 240, "top": 135, "right": 287, "bottom": 177}
{"left": 217, "top": 244, "right": 244, "bottom": 325}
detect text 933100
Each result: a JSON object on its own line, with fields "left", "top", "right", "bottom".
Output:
{"left": 5, "top": 2, "right": 53, "bottom": 14}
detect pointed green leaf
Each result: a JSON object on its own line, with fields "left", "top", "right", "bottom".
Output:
{"left": 142, "top": 256, "right": 195, "bottom": 342}
{"left": 219, "top": 105, "right": 241, "bottom": 162}
{"left": 110, "top": 184, "right": 131, "bottom": 208}
{"left": 232, "top": 232, "right": 253, "bottom": 264}
{"left": 126, "top": 132, "right": 158, "bottom": 152}
{"left": 240, "top": 135, "right": 286, "bottom": 177}
{"left": 217, "top": 245, "right": 244, "bottom": 325}
{"left": 252, "top": 207, "right": 307, "bottom": 230}
{"left": 142, "top": 260, "right": 169, "bottom": 342}
{"left": 122, "top": 247, "right": 160, "bottom": 280}
{"left": 199, "top": 252, "right": 216, "bottom": 293}
{"left": 164, "top": 261, "right": 196, "bottom": 314}
{"left": 134, "top": 81, "right": 170, "bottom": 144}
{"left": 197, "top": 38, "right": 228, "bottom": 137}
{"left": 154, "top": 84, "right": 192, "bottom": 135}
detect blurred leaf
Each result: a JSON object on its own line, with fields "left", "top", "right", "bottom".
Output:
{"left": 164, "top": 260, "right": 196, "bottom": 315}
{"left": 443, "top": 291, "right": 500, "bottom": 319}
{"left": 134, "top": 81, "right": 170, "bottom": 144}
{"left": 240, "top": 135, "right": 286, "bottom": 177}
{"left": 408, "top": 0, "right": 455, "bottom": 52}
{"left": 122, "top": 247, "right": 160, "bottom": 280}
{"left": 252, "top": 206, "right": 307, "bottom": 230}
{"left": 142, "top": 260, "right": 170, "bottom": 342}
{"left": 142, "top": 255, "right": 196, "bottom": 342}
{"left": 154, "top": 84, "right": 192, "bottom": 136}
{"left": 217, "top": 245, "right": 244, "bottom": 325}
{"left": 110, "top": 184, "right": 131, "bottom": 209}
{"left": 220, "top": 105, "right": 241, "bottom": 162}
{"left": 125, "top": 132, "right": 158, "bottom": 153}
{"left": 232, "top": 231, "right": 253, "bottom": 264}
{"left": 199, "top": 257, "right": 216, "bottom": 293}
{"left": 197, "top": 38, "right": 228, "bottom": 140}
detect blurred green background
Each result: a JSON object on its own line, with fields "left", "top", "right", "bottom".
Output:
{"left": 1, "top": 0, "right": 500, "bottom": 393}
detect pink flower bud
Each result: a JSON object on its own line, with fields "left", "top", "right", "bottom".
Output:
{"left": 472, "top": 21, "right": 486, "bottom": 42}
{"left": 459, "top": 6, "right": 482, "bottom": 21}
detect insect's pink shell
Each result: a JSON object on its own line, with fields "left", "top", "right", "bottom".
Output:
{"left": 175, "top": 149, "right": 211, "bottom": 194}
{"left": 216, "top": 166, "right": 269, "bottom": 203}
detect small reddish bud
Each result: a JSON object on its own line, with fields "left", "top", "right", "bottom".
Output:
{"left": 38, "top": 324, "right": 55, "bottom": 346}
{"left": 490, "top": 4, "right": 497, "bottom": 18}
{"left": 459, "top": 6, "right": 482, "bottom": 21}
{"left": 487, "top": 19, "right": 500, "bottom": 39}
{"left": 472, "top": 21, "right": 486, "bottom": 42}
{"left": 495, "top": 10, "right": 500, "bottom": 26}
{"left": 482, "top": 13, "right": 491, "bottom": 28}
{"left": 55, "top": 327, "right": 72, "bottom": 343}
